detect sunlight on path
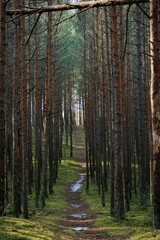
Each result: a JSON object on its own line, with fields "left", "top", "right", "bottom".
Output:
{"left": 60, "top": 126, "right": 125, "bottom": 239}
{"left": 73, "top": 125, "right": 86, "bottom": 159}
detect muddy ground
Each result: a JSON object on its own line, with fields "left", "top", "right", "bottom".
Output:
{"left": 58, "top": 126, "right": 126, "bottom": 240}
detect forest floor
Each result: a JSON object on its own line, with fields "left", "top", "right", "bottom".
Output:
{"left": 58, "top": 126, "right": 125, "bottom": 240}
{"left": 0, "top": 126, "right": 160, "bottom": 239}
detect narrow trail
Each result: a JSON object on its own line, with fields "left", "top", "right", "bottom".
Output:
{"left": 59, "top": 126, "right": 124, "bottom": 240}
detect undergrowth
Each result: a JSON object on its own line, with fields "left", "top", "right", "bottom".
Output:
{"left": 1, "top": 124, "right": 159, "bottom": 240}
{"left": 82, "top": 181, "right": 160, "bottom": 240}
{"left": 0, "top": 159, "right": 80, "bottom": 240}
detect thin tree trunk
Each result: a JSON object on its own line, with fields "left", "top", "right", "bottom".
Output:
{"left": 13, "top": 0, "right": 21, "bottom": 217}
{"left": 100, "top": 11, "right": 106, "bottom": 205}
{"left": 119, "top": 6, "right": 130, "bottom": 211}
{"left": 0, "top": 0, "right": 6, "bottom": 215}
{"left": 35, "top": 7, "right": 42, "bottom": 207}
{"left": 21, "top": 0, "right": 28, "bottom": 219}
{"left": 41, "top": 0, "right": 53, "bottom": 207}
{"left": 48, "top": 0, "right": 54, "bottom": 194}
{"left": 69, "top": 75, "right": 73, "bottom": 158}
{"left": 150, "top": 0, "right": 160, "bottom": 229}
{"left": 27, "top": 10, "right": 33, "bottom": 196}
{"left": 111, "top": 5, "right": 125, "bottom": 219}
{"left": 136, "top": 5, "right": 147, "bottom": 206}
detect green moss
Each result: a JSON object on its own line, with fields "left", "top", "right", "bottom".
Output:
{"left": 82, "top": 182, "right": 160, "bottom": 240}
{"left": 2, "top": 140, "right": 158, "bottom": 240}
{"left": 0, "top": 159, "right": 79, "bottom": 240}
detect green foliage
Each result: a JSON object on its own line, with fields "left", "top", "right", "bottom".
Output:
{"left": 1, "top": 153, "right": 159, "bottom": 240}
{"left": 0, "top": 159, "right": 80, "bottom": 240}
{"left": 82, "top": 182, "right": 160, "bottom": 239}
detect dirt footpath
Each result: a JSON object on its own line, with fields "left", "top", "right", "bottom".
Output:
{"left": 59, "top": 126, "right": 125, "bottom": 240}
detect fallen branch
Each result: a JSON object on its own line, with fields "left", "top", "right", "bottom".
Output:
{"left": 6, "top": 0, "right": 149, "bottom": 16}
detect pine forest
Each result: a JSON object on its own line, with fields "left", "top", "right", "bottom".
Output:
{"left": 0, "top": 0, "right": 160, "bottom": 239}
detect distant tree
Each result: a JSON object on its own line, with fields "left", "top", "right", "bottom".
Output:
{"left": 68, "top": 73, "right": 73, "bottom": 157}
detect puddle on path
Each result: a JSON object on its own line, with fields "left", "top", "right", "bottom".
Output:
{"left": 71, "top": 204, "right": 81, "bottom": 208}
{"left": 70, "top": 175, "right": 85, "bottom": 192}
{"left": 71, "top": 213, "right": 87, "bottom": 219}
{"left": 70, "top": 175, "right": 90, "bottom": 234}
{"left": 73, "top": 227, "right": 89, "bottom": 233}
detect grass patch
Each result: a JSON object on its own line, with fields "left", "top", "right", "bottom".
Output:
{"left": 82, "top": 182, "right": 160, "bottom": 240}
{"left": 0, "top": 159, "right": 81, "bottom": 240}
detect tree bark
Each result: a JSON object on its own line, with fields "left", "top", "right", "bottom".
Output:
{"left": 21, "top": 0, "right": 28, "bottom": 219}
{"left": 111, "top": 5, "right": 125, "bottom": 219}
{"left": 34, "top": 4, "right": 42, "bottom": 207}
{"left": 150, "top": 0, "right": 160, "bottom": 229}
{"left": 136, "top": 5, "right": 147, "bottom": 206}
{"left": 27, "top": 9, "right": 33, "bottom": 196}
{"left": 48, "top": 0, "right": 54, "bottom": 194}
{"left": 0, "top": 0, "right": 6, "bottom": 215}
{"left": 13, "top": 0, "right": 22, "bottom": 218}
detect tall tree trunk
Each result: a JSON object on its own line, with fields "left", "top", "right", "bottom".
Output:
{"left": 104, "top": 6, "right": 115, "bottom": 216}
{"left": 150, "top": 0, "right": 160, "bottom": 229}
{"left": 100, "top": 11, "right": 106, "bottom": 206}
{"left": 111, "top": 5, "right": 125, "bottom": 219}
{"left": 34, "top": 3, "right": 42, "bottom": 207}
{"left": 64, "top": 79, "right": 68, "bottom": 148}
{"left": 48, "top": 0, "right": 54, "bottom": 193}
{"left": 13, "top": 0, "right": 21, "bottom": 217}
{"left": 41, "top": 0, "right": 52, "bottom": 207}
{"left": 136, "top": 5, "right": 147, "bottom": 206}
{"left": 119, "top": 6, "right": 130, "bottom": 211}
{"left": 53, "top": 36, "right": 60, "bottom": 182}
{"left": 83, "top": 13, "right": 89, "bottom": 194}
{"left": 5, "top": 64, "right": 13, "bottom": 203}
{"left": 0, "top": 0, "right": 6, "bottom": 215}
{"left": 27, "top": 5, "right": 33, "bottom": 196}
{"left": 69, "top": 74, "right": 73, "bottom": 157}
{"left": 21, "top": 0, "right": 28, "bottom": 219}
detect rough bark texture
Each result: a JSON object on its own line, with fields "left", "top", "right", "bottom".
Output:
{"left": 34, "top": 8, "right": 42, "bottom": 207}
{"left": 27, "top": 7, "right": 33, "bottom": 196}
{"left": 13, "top": 0, "right": 21, "bottom": 217}
{"left": 150, "top": 0, "right": 160, "bottom": 229}
{"left": 136, "top": 5, "right": 147, "bottom": 206}
{"left": 0, "top": 0, "right": 6, "bottom": 215}
{"left": 111, "top": 5, "right": 125, "bottom": 219}
{"left": 48, "top": 0, "right": 54, "bottom": 193}
{"left": 41, "top": 0, "right": 53, "bottom": 208}
{"left": 21, "top": 0, "right": 28, "bottom": 219}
